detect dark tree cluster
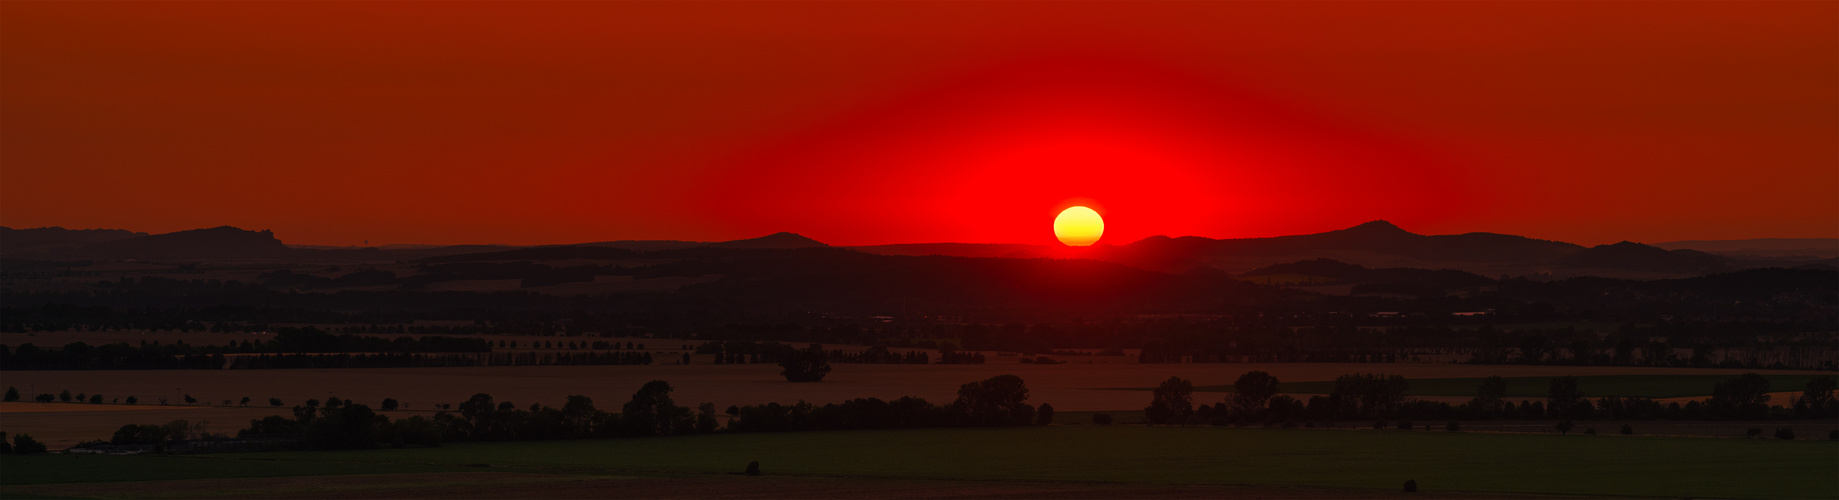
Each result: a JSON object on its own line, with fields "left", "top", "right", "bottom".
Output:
{"left": 1159, "top": 372, "right": 1837, "bottom": 426}
{"left": 698, "top": 341, "right": 930, "bottom": 365}
{"left": 192, "top": 376, "right": 1049, "bottom": 451}
{"left": 0, "top": 432, "right": 48, "bottom": 455}
{"left": 778, "top": 344, "right": 832, "bottom": 382}
{"left": 727, "top": 375, "right": 1042, "bottom": 431}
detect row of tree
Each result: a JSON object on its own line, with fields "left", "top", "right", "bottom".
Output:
{"left": 1144, "top": 372, "right": 1838, "bottom": 425}
{"left": 695, "top": 341, "right": 933, "bottom": 365}
{"left": 209, "top": 375, "right": 1047, "bottom": 450}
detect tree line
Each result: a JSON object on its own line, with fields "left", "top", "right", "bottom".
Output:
{"left": 62, "top": 375, "right": 1051, "bottom": 452}
{"left": 1142, "top": 372, "right": 1837, "bottom": 425}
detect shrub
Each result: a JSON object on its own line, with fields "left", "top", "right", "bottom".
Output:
{"left": 745, "top": 461, "right": 761, "bottom": 476}
{"left": 89, "top": 394, "right": 104, "bottom": 404}
{"left": 1403, "top": 479, "right": 1418, "bottom": 493}
{"left": 1036, "top": 403, "right": 1054, "bottom": 425}
{"left": 270, "top": 398, "right": 283, "bottom": 407}
{"left": 12, "top": 433, "right": 47, "bottom": 455}
{"left": 2, "top": 387, "right": 16, "bottom": 402}
{"left": 1620, "top": 424, "right": 1633, "bottom": 435}
{"left": 125, "top": 396, "right": 137, "bottom": 405}
{"left": 34, "top": 393, "right": 53, "bottom": 403}
{"left": 1555, "top": 420, "right": 1575, "bottom": 434}
{"left": 381, "top": 398, "right": 400, "bottom": 411}
{"left": 1091, "top": 413, "right": 1113, "bottom": 425}
{"left": 1774, "top": 428, "right": 1795, "bottom": 440}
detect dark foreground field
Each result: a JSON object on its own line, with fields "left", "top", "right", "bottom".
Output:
{"left": 4, "top": 426, "right": 1833, "bottom": 499}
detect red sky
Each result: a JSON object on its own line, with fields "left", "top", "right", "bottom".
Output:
{"left": 3, "top": 1, "right": 1833, "bottom": 247}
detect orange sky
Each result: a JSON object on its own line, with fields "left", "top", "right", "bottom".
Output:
{"left": 2, "top": 1, "right": 1834, "bottom": 246}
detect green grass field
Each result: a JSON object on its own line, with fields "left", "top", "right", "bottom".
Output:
{"left": 1164, "top": 374, "right": 1829, "bottom": 398}
{"left": 0, "top": 453, "right": 472, "bottom": 486}
{"left": 7, "top": 425, "right": 1830, "bottom": 498}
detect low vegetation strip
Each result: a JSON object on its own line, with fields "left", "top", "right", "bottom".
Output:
{"left": 1114, "top": 374, "right": 1832, "bottom": 399}
{"left": 196, "top": 426, "right": 1839, "bottom": 499}
{"left": 0, "top": 454, "right": 471, "bottom": 485}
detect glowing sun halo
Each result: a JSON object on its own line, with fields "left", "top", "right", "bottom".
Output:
{"left": 1053, "top": 206, "right": 1104, "bottom": 246}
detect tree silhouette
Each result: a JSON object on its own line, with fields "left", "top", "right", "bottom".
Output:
{"left": 778, "top": 344, "right": 832, "bottom": 382}
{"left": 1145, "top": 377, "right": 1193, "bottom": 425}
{"left": 1547, "top": 377, "right": 1583, "bottom": 417}
{"left": 11, "top": 433, "right": 47, "bottom": 455}
{"left": 3, "top": 387, "right": 16, "bottom": 402}
{"left": 1471, "top": 376, "right": 1507, "bottom": 416}
{"left": 1709, "top": 373, "right": 1771, "bottom": 419}
{"left": 1232, "top": 371, "right": 1281, "bottom": 414}
{"left": 623, "top": 380, "right": 690, "bottom": 435}
{"left": 1795, "top": 376, "right": 1834, "bottom": 418}
{"left": 953, "top": 374, "right": 1032, "bottom": 426}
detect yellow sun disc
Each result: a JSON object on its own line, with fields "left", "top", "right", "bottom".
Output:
{"left": 1053, "top": 206, "right": 1104, "bottom": 246}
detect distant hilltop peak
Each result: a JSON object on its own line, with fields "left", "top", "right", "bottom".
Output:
{"left": 1343, "top": 220, "right": 1410, "bottom": 234}
{"left": 708, "top": 232, "right": 828, "bottom": 249}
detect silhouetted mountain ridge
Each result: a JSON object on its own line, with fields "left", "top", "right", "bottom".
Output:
{"left": 0, "top": 222, "right": 1754, "bottom": 277}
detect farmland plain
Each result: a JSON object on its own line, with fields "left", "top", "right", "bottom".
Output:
{"left": 4, "top": 426, "right": 1834, "bottom": 499}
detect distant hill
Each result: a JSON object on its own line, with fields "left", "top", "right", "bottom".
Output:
{"left": 861, "top": 221, "right": 1770, "bottom": 279}
{"left": 418, "top": 246, "right": 641, "bottom": 263}
{"left": 1, "top": 222, "right": 1774, "bottom": 278}
{"left": 0, "top": 226, "right": 830, "bottom": 262}
{"left": 1, "top": 226, "right": 148, "bottom": 255}
{"left": 84, "top": 226, "right": 292, "bottom": 260}
{"left": 1557, "top": 242, "right": 1731, "bottom": 274}
{"left": 707, "top": 232, "right": 828, "bottom": 249}
{"left": 1239, "top": 258, "right": 1492, "bottom": 289}
{"left": 862, "top": 220, "right": 1591, "bottom": 274}
{"left": 851, "top": 243, "right": 1043, "bottom": 259}
{"left": 576, "top": 232, "right": 828, "bottom": 252}
{"left": 1655, "top": 238, "right": 1839, "bottom": 259}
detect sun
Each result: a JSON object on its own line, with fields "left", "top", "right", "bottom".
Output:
{"left": 1053, "top": 206, "right": 1104, "bottom": 246}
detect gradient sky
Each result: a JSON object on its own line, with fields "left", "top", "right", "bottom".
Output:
{"left": 3, "top": 1, "right": 1834, "bottom": 247}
